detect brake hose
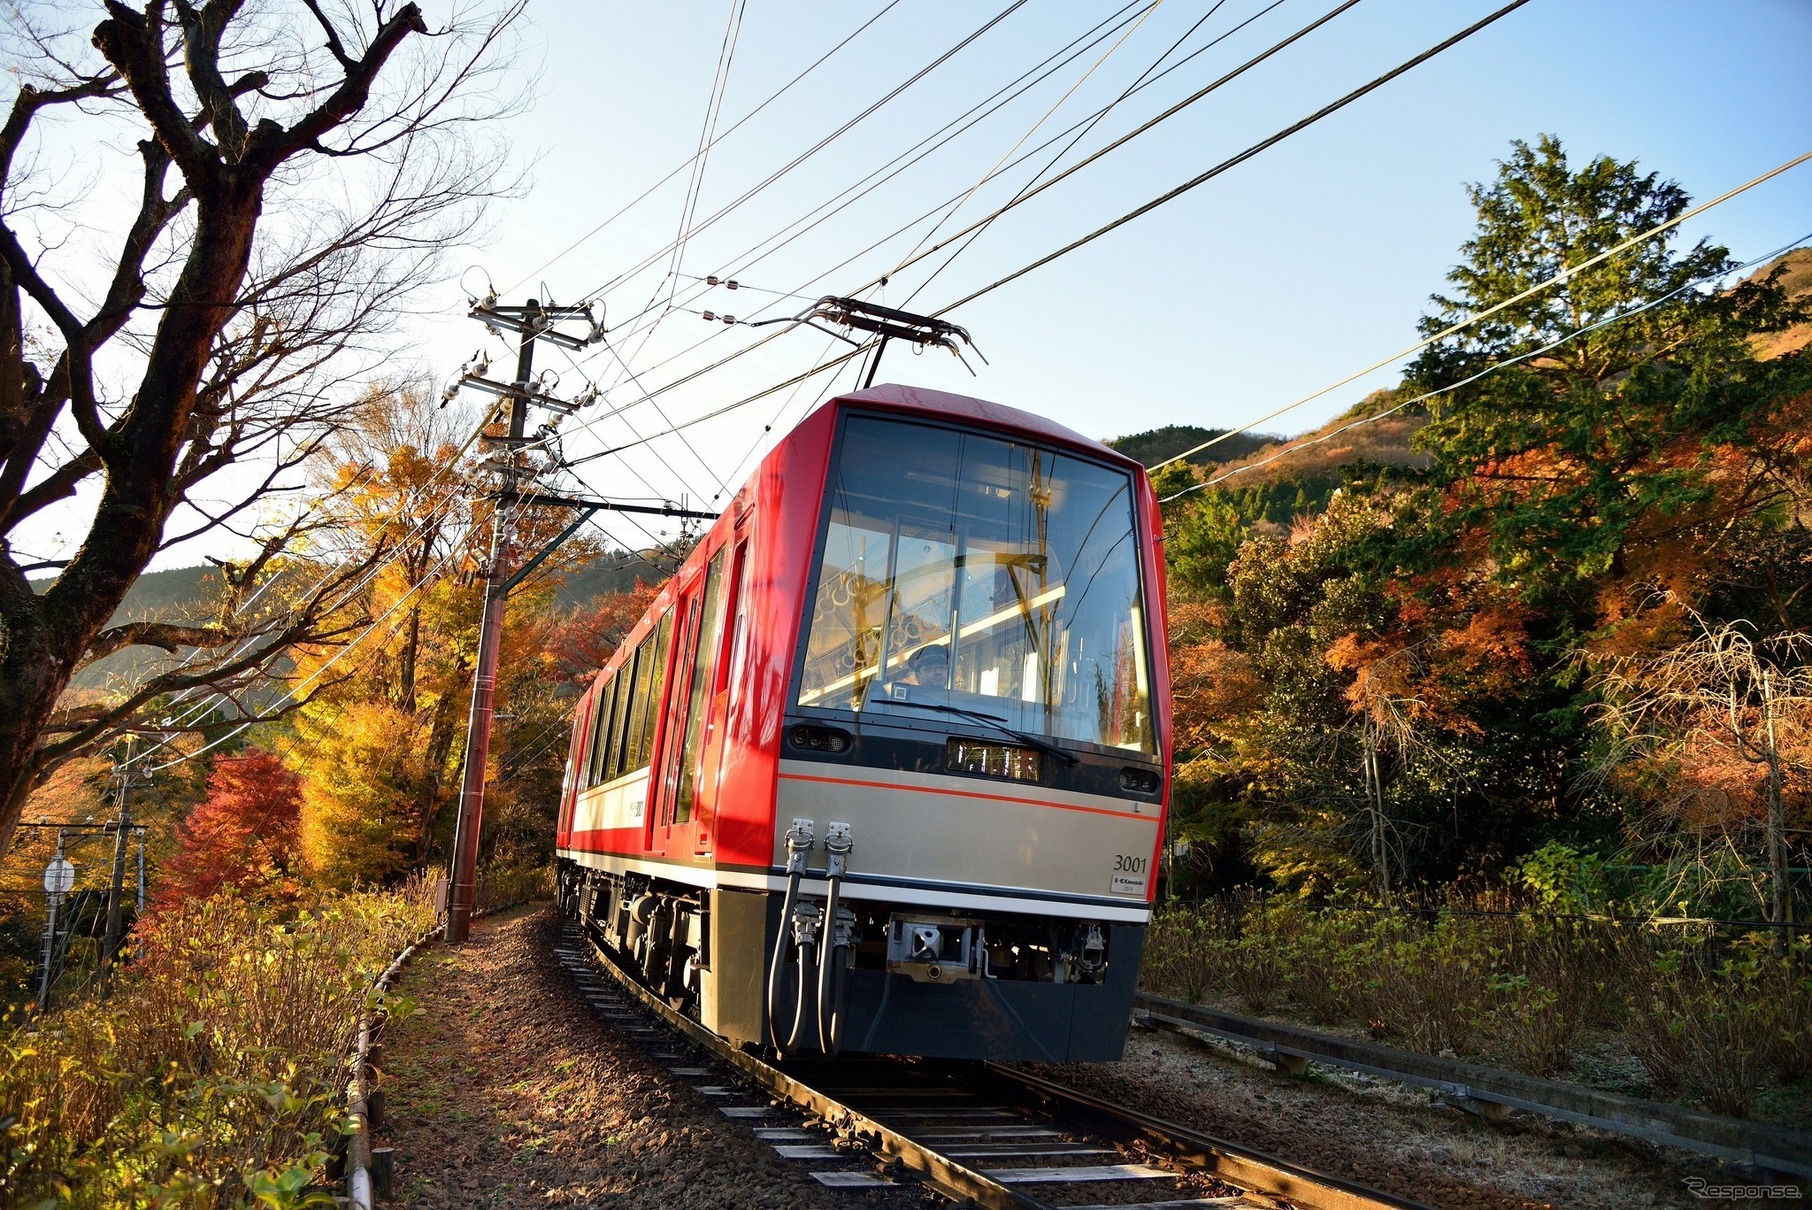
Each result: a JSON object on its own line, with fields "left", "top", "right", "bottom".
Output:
{"left": 765, "top": 821, "right": 813, "bottom": 1052}
{"left": 817, "top": 825, "right": 853, "bottom": 1055}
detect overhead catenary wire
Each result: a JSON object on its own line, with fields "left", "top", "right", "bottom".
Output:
{"left": 575, "top": 0, "right": 1157, "bottom": 359}
{"left": 502, "top": 0, "right": 906, "bottom": 295}
{"left": 849, "top": 0, "right": 1368, "bottom": 305}
{"left": 889, "top": 0, "right": 1170, "bottom": 284}
{"left": 568, "top": 0, "right": 1035, "bottom": 318}
{"left": 902, "top": 0, "right": 1232, "bottom": 307}
{"left": 930, "top": 0, "right": 1532, "bottom": 321}
{"left": 564, "top": 0, "right": 1520, "bottom": 472}
{"left": 544, "top": 0, "right": 1333, "bottom": 450}
{"left": 1162, "top": 230, "right": 1812, "bottom": 501}
{"left": 1146, "top": 144, "right": 1812, "bottom": 471}
{"left": 565, "top": 0, "right": 1291, "bottom": 387}
{"left": 664, "top": 0, "right": 749, "bottom": 305}
{"left": 566, "top": 342, "right": 875, "bottom": 467}
{"left": 611, "top": 0, "right": 754, "bottom": 399}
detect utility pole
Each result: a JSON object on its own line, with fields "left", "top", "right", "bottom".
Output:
{"left": 444, "top": 295, "right": 602, "bottom": 943}
{"left": 102, "top": 736, "right": 139, "bottom": 963}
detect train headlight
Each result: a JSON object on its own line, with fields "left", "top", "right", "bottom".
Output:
{"left": 1120, "top": 766, "right": 1161, "bottom": 795}
{"left": 788, "top": 724, "right": 851, "bottom": 753}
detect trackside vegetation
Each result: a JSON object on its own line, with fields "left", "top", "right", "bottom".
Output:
{"left": 1141, "top": 897, "right": 1812, "bottom": 1120}
{"left": 2, "top": 882, "right": 438, "bottom": 1208}
{"left": 1141, "top": 136, "right": 1812, "bottom": 1126}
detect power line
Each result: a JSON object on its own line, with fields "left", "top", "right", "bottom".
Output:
{"left": 121, "top": 439, "right": 486, "bottom": 769}
{"left": 1147, "top": 144, "right": 1812, "bottom": 471}
{"left": 665, "top": 0, "right": 749, "bottom": 302}
{"left": 902, "top": 0, "right": 1232, "bottom": 307}
{"left": 565, "top": 0, "right": 1285, "bottom": 391}
{"left": 567, "top": 0, "right": 1034, "bottom": 316}
{"left": 931, "top": 0, "right": 1531, "bottom": 320}
{"left": 501, "top": 0, "right": 905, "bottom": 295}
{"left": 560, "top": 0, "right": 1497, "bottom": 474}
{"left": 846, "top": 0, "right": 1366, "bottom": 305}
{"left": 581, "top": 0, "right": 1156, "bottom": 358}
{"left": 890, "top": 0, "right": 1169, "bottom": 285}
{"left": 139, "top": 497, "right": 502, "bottom": 773}
{"left": 566, "top": 341, "right": 875, "bottom": 467}
{"left": 536, "top": 0, "right": 1333, "bottom": 451}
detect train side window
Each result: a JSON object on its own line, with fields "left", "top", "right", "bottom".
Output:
{"left": 588, "top": 672, "right": 616, "bottom": 787}
{"left": 610, "top": 651, "right": 640, "bottom": 781}
{"left": 636, "top": 612, "right": 674, "bottom": 771}
{"left": 674, "top": 549, "right": 728, "bottom": 823}
{"left": 570, "top": 694, "right": 592, "bottom": 794}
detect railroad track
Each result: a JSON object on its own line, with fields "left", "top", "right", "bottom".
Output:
{"left": 554, "top": 924, "right": 1429, "bottom": 1210}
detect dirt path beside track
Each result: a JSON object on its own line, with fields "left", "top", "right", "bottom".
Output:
{"left": 377, "top": 906, "right": 894, "bottom": 1209}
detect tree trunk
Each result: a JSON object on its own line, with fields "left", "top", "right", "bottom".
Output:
{"left": 0, "top": 189, "right": 262, "bottom": 855}
{"left": 414, "top": 672, "right": 468, "bottom": 863}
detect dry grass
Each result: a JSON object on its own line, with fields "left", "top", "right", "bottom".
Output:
{"left": 1141, "top": 898, "right": 1812, "bottom": 1116}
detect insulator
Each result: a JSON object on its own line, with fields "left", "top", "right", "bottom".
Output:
{"left": 701, "top": 311, "right": 715, "bottom": 322}
{"left": 722, "top": 315, "right": 736, "bottom": 324}
{"left": 706, "top": 275, "right": 720, "bottom": 286}
{"left": 726, "top": 279, "right": 739, "bottom": 290}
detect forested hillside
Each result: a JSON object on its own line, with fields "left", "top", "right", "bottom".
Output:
{"left": 1134, "top": 139, "right": 1812, "bottom": 927}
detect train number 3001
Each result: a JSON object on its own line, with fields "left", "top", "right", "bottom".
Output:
{"left": 1112, "top": 854, "right": 1147, "bottom": 874}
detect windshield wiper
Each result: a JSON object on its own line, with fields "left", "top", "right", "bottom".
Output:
{"left": 875, "top": 699, "right": 1079, "bottom": 766}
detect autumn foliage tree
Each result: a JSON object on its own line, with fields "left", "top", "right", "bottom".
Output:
{"left": 278, "top": 383, "right": 608, "bottom": 887}
{"left": 154, "top": 748, "right": 302, "bottom": 910}
{"left": 1156, "top": 136, "right": 1811, "bottom": 907}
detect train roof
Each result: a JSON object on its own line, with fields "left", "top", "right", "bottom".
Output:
{"left": 829, "top": 383, "right": 1142, "bottom": 473}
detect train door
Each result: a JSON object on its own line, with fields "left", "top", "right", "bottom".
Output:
{"left": 650, "top": 546, "right": 731, "bottom": 858}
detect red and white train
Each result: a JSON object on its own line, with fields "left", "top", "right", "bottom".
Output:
{"left": 555, "top": 384, "right": 1171, "bottom": 1062}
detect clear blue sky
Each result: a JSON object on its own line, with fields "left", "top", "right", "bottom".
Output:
{"left": 397, "top": 0, "right": 1810, "bottom": 551}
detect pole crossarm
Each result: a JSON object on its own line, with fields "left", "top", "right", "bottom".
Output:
{"left": 469, "top": 297, "right": 606, "bottom": 351}
{"left": 497, "top": 489, "right": 721, "bottom": 521}
{"left": 457, "top": 372, "right": 588, "bottom": 415}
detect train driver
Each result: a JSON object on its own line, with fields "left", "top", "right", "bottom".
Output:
{"left": 905, "top": 645, "right": 949, "bottom": 691}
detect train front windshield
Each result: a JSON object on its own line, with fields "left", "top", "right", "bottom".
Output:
{"left": 797, "top": 415, "right": 1155, "bottom": 754}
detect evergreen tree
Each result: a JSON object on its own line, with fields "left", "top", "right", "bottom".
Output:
{"left": 1409, "top": 135, "right": 1810, "bottom": 607}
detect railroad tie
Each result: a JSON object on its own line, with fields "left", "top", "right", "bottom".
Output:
{"left": 983, "top": 1164, "right": 1172, "bottom": 1184}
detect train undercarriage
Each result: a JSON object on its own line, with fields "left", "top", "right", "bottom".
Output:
{"left": 556, "top": 856, "right": 1145, "bottom": 1062}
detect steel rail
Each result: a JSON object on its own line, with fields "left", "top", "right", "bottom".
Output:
{"left": 570, "top": 923, "right": 1422, "bottom": 1210}
{"left": 978, "top": 1061, "right": 1434, "bottom": 1210}
{"left": 576, "top": 927, "right": 1047, "bottom": 1209}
